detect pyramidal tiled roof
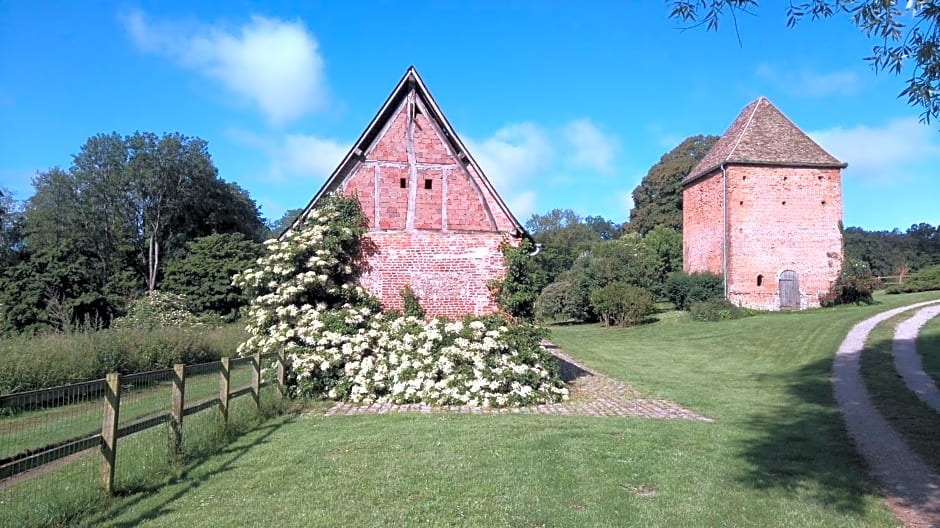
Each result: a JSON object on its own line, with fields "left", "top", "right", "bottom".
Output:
{"left": 683, "top": 97, "right": 846, "bottom": 186}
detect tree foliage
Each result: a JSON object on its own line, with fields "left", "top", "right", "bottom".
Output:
{"left": 668, "top": 1, "right": 940, "bottom": 122}
{"left": 534, "top": 233, "right": 673, "bottom": 324}
{"left": 488, "top": 239, "right": 547, "bottom": 321}
{"left": 0, "top": 132, "right": 266, "bottom": 334}
{"left": 267, "top": 207, "right": 305, "bottom": 238}
{"left": 0, "top": 188, "right": 22, "bottom": 269}
{"left": 162, "top": 233, "right": 264, "bottom": 320}
{"left": 524, "top": 209, "right": 621, "bottom": 284}
{"left": 844, "top": 223, "right": 940, "bottom": 276}
{"left": 626, "top": 135, "right": 718, "bottom": 235}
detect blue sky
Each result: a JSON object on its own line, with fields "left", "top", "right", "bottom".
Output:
{"left": 1, "top": 1, "right": 937, "bottom": 231}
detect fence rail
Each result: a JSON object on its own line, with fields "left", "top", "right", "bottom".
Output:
{"left": 0, "top": 350, "right": 286, "bottom": 493}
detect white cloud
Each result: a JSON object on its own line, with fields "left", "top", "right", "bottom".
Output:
{"left": 280, "top": 134, "right": 348, "bottom": 177}
{"left": 508, "top": 191, "right": 537, "bottom": 221}
{"left": 122, "top": 11, "right": 327, "bottom": 126}
{"left": 756, "top": 64, "right": 861, "bottom": 97}
{"left": 563, "top": 119, "right": 618, "bottom": 173}
{"left": 808, "top": 117, "right": 940, "bottom": 183}
{"left": 464, "top": 119, "right": 621, "bottom": 217}
{"left": 464, "top": 122, "right": 554, "bottom": 189}
{"left": 227, "top": 128, "right": 348, "bottom": 183}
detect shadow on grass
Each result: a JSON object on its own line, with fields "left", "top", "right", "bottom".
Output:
{"left": 89, "top": 416, "right": 293, "bottom": 527}
{"left": 736, "top": 354, "right": 886, "bottom": 516}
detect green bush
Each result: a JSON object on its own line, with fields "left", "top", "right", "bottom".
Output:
{"left": 689, "top": 298, "right": 753, "bottom": 322}
{"left": 0, "top": 325, "right": 247, "bottom": 393}
{"left": 886, "top": 264, "right": 940, "bottom": 294}
{"left": 665, "top": 271, "right": 724, "bottom": 310}
{"left": 589, "top": 282, "right": 656, "bottom": 327}
{"left": 534, "top": 279, "right": 588, "bottom": 322}
{"left": 399, "top": 285, "right": 425, "bottom": 319}
{"left": 820, "top": 257, "right": 881, "bottom": 306}
{"left": 488, "top": 239, "right": 547, "bottom": 321}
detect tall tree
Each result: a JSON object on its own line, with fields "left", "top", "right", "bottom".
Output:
{"left": 625, "top": 134, "right": 718, "bottom": 235}
{"left": 668, "top": 1, "right": 940, "bottom": 122}
{"left": 126, "top": 132, "right": 215, "bottom": 291}
{"left": 0, "top": 188, "right": 22, "bottom": 268}
{"left": 1, "top": 132, "right": 265, "bottom": 334}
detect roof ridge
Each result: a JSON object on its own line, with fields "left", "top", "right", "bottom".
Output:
{"left": 725, "top": 97, "right": 763, "bottom": 163}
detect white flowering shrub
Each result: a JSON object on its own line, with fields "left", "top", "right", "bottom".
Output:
{"left": 113, "top": 291, "right": 204, "bottom": 329}
{"left": 233, "top": 195, "right": 568, "bottom": 407}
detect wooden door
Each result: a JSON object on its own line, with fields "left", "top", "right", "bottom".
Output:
{"left": 779, "top": 270, "right": 799, "bottom": 309}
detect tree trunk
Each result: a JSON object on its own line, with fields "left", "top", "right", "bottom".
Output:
{"left": 147, "top": 234, "right": 159, "bottom": 292}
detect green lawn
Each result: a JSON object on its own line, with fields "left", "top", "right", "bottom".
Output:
{"left": 8, "top": 291, "right": 940, "bottom": 527}
{"left": 919, "top": 312, "right": 940, "bottom": 388}
{"left": 0, "top": 366, "right": 254, "bottom": 459}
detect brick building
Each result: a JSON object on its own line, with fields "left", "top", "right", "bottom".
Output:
{"left": 682, "top": 97, "right": 846, "bottom": 310}
{"left": 295, "top": 67, "right": 528, "bottom": 318}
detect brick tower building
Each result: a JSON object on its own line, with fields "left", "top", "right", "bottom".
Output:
{"left": 682, "top": 97, "right": 846, "bottom": 310}
{"left": 294, "top": 67, "right": 528, "bottom": 318}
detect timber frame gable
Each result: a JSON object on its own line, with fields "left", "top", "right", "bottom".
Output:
{"left": 292, "top": 66, "right": 526, "bottom": 238}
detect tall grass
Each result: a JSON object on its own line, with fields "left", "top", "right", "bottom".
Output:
{"left": 0, "top": 325, "right": 248, "bottom": 394}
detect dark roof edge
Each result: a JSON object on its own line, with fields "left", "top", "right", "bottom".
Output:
{"left": 681, "top": 160, "right": 849, "bottom": 188}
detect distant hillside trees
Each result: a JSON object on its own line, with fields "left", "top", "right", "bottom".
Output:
{"left": 844, "top": 224, "right": 940, "bottom": 277}
{"left": 0, "top": 133, "right": 266, "bottom": 335}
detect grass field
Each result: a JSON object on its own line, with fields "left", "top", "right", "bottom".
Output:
{"left": 21, "top": 290, "right": 929, "bottom": 527}
{"left": 0, "top": 363, "right": 255, "bottom": 459}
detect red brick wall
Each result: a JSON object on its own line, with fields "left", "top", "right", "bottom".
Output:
{"left": 360, "top": 231, "right": 509, "bottom": 318}
{"left": 725, "top": 166, "right": 842, "bottom": 309}
{"left": 682, "top": 165, "right": 843, "bottom": 310}
{"left": 333, "top": 94, "right": 520, "bottom": 317}
{"left": 683, "top": 171, "right": 724, "bottom": 276}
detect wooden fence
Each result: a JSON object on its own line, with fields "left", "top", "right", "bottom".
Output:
{"left": 0, "top": 350, "right": 286, "bottom": 494}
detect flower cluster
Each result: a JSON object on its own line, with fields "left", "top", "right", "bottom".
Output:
{"left": 113, "top": 291, "right": 204, "bottom": 330}
{"left": 234, "top": 195, "right": 568, "bottom": 407}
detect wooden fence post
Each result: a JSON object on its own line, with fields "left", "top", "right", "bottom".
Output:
{"left": 251, "top": 352, "right": 261, "bottom": 410}
{"left": 219, "top": 357, "right": 231, "bottom": 423}
{"left": 170, "top": 364, "right": 185, "bottom": 453}
{"left": 276, "top": 349, "right": 287, "bottom": 399}
{"left": 99, "top": 372, "right": 121, "bottom": 494}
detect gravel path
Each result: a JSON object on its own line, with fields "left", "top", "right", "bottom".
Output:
{"left": 893, "top": 304, "right": 940, "bottom": 414}
{"left": 832, "top": 300, "right": 940, "bottom": 528}
{"left": 322, "top": 345, "right": 713, "bottom": 422}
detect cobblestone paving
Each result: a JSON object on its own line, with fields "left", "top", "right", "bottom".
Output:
{"left": 321, "top": 344, "right": 713, "bottom": 422}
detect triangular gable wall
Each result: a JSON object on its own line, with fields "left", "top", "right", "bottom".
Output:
{"left": 292, "top": 67, "right": 525, "bottom": 237}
